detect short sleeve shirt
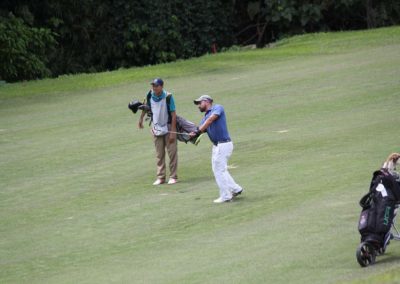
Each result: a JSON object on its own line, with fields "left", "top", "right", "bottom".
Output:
{"left": 200, "top": 104, "right": 230, "bottom": 144}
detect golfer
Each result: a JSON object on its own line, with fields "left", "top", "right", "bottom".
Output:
{"left": 190, "top": 95, "right": 243, "bottom": 203}
{"left": 138, "top": 78, "right": 178, "bottom": 185}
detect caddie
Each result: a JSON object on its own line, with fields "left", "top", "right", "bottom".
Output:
{"left": 190, "top": 95, "right": 243, "bottom": 203}
{"left": 138, "top": 78, "right": 178, "bottom": 185}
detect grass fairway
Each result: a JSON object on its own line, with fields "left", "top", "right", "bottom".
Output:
{"left": 1, "top": 26, "right": 399, "bottom": 283}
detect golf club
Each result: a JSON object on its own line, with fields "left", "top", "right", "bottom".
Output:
{"left": 168, "top": 131, "right": 192, "bottom": 135}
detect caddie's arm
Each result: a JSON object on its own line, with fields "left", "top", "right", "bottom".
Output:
{"left": 138, "top": 109, "right": 146, "bottom": 129}
{"left": 169, "top": 111, "right": 177, "bottom": 143}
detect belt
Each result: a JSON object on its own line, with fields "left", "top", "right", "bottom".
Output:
{"left": 213, "top": 139, "right": 231, "bottom": 146}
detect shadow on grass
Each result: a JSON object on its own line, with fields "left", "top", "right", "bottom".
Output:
{"left": 374, "top": 252, "right": 400, "bottom": 265}
{"left": 176, "top": 175, "right": 211, "bottom": 185}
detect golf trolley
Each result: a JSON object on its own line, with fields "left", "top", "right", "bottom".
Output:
{"left": 356, "top": 204, "right": 400, "bottom": 267}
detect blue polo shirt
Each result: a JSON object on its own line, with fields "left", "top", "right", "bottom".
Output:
{"left": 200, "top": 104, "right": 231, "bottom": 145}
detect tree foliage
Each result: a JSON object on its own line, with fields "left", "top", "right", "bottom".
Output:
{"left": 236, "top": 0, "right": 400, "bottom": 46}
{"left": 0, "top": 0, "right": 399, "bottom": 81}
{"left": 0, "top": 13, "right": 55, "bottom": 82}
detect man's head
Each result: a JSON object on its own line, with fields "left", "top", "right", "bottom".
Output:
{"left": 151, "top": 78, "right": 164, "bottom": 95}
{"left": 194, "top": 95, "right": 213, "bottom": 112}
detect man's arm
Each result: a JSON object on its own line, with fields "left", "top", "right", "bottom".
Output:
{"left": 198, "top": 114, "right": 218, "bottom": 133}
{"left": 189, "top": 114, "right": 218, "bottom": 138}
{"left": 138, "top": 110, "right": 146, "bottom": 129}
{"left": 169, "top": 111, "right": 177, "bottom": 142}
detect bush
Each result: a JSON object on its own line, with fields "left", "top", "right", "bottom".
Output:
{"left": 0, "top": 13, "right": 56, "bottom": 82}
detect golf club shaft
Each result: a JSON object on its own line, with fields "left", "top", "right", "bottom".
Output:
{"left": 168, "top": 131, "right": 189, "bottom": 135}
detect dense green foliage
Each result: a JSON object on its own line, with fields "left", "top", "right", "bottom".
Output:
{"left": 0, "top": 0, "right": 234, "bottom": 81}
{"left": 0, "top": 13, "right": 55, "bottom": 81}
{"left": 0, "top": 0, "right": 399, "bottom": 81}
{"left": 236, "top": 0, "right": 400, "bottom": 45}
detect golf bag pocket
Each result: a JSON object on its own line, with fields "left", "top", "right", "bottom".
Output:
{"left": 152, "top": 124, "right": 169, "bottom": 136}
{"left": 358, "top": 208, "right": 374, "bottom": 234}
{"left": 374, "top": 198, "right": 395, "bottom": 233}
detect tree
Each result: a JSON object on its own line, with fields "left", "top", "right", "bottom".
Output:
{"left": 0, "top": 13, "right": 55, "bottom": 82}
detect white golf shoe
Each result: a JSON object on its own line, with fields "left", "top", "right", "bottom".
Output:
{"left": 213, "top": 197, "right": 232, "bottom": 204}
{"left": 153, "top": 179, "right": 165, "bottom": 186}
{"left": 167, "top": 178, "right": 178, "bottom": 185}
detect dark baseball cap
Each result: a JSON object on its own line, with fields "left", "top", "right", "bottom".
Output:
{"left": 151, "top": 78, "right": 164, "bottom": 86}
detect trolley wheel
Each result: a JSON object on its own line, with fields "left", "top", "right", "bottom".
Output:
{"left": 356, "top": 242, "right": 376, "bottom": 267}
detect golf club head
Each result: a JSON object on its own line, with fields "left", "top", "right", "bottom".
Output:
{"left": 128, "top": 100, "right": 142, "bottom": 114}
{"left": 190, "top": 133, "right": 204, "bottom": 146}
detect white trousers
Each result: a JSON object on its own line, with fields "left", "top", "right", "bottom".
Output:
{"left": 211, "top": 142, "right": 242, "bottom": 200}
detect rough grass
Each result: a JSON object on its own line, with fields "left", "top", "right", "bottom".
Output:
{"left": 0, "top": 26, "right": 400, "bottom": 283}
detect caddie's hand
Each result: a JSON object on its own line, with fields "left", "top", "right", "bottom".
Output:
{"left": 169, "top": 133, "right": 176, "bottom": 143}
{"left": 138, "top": 120, "right": 144, "bottom": 129}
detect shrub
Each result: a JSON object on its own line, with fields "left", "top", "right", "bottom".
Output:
{"left": 0, "top": 13, "right": 56, "bottom": 82}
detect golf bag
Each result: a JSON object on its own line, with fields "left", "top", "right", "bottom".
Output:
{"left": 175, "top": 115, "right": 199, "bottom": 143}
{"left": 128, "top": 99, "right": 200, "bottom": 144}
{"left": 358, "top": 169, "right": 400, "bottom": 246}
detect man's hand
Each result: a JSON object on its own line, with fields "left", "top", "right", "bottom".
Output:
{"left": 189, "top": 131, "right": 199, "bottom": 138}
{"left": 169, "top": 133, "right": 176, "bottom": 143}
{"left": 138, "top": 119, "right": 144, "bottom": 129}
{"left": 138, "top": 111, "right": 146, "bottom": 129}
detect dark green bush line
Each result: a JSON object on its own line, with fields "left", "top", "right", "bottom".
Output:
{"left": 0, "top": 13, "right": 55, "bottom": 82}
{"left": 0, "top": 0, "right": 399, "bottom": 82}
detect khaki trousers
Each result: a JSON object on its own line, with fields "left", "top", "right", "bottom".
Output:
{"left": 153, "top": 134, "right": 178, "bottom": 180}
